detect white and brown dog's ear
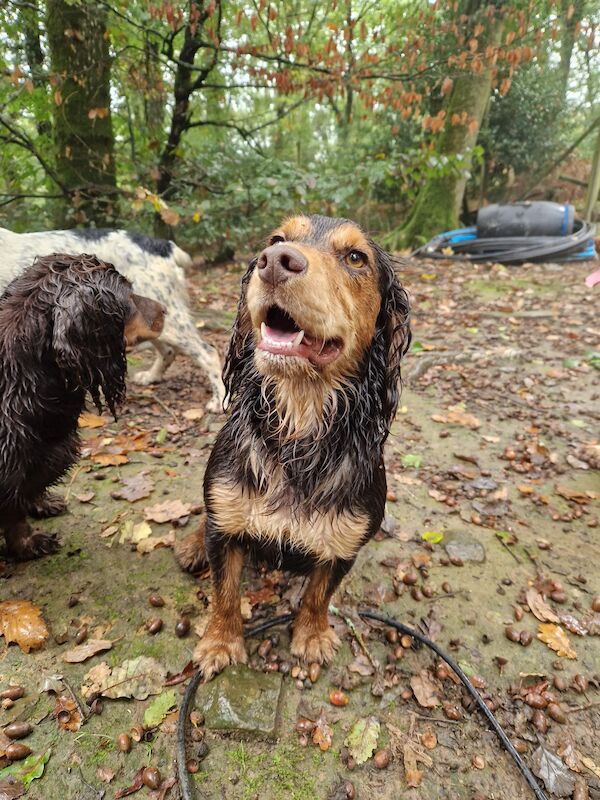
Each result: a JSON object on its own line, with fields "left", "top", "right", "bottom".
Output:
{"left": 222, "top": 258, "right": 258, "bottom": 404}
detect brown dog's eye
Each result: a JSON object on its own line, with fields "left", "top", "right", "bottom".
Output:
{"left": 345, "top": 250, "right": 367, "bottom": 269}
{"left": 270, "top": 234, "right": 285, "bottom": 245}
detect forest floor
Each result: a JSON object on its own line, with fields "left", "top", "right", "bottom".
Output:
{"left": 1, "top": 254, "right": 599, "bottom": 800}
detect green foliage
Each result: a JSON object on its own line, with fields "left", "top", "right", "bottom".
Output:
{"left": 482, "top": 63, "right": 567, "bottom": 177}
{"left": 0, "top": 1, "right": 597, "bottom": 245}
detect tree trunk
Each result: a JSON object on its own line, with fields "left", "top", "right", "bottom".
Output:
{"left": 153, "top": 1, "right": 221, "bottom": 238}
{"left": 559, "top": 0, "right": 585, "bottom": 101}
{"left": 46, "top": 0, "right": 117, "bottom": 227}
{"left": 396, "top": 7, "right": 504, "bottom": 248}
{"left": 19, "top": 1, "right": 51, "bottom": 135}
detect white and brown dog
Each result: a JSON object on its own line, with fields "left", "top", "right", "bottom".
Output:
{"left": 0, "top": 226, "right": 224, "bottom": 412}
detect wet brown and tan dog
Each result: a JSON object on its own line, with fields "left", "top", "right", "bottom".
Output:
{"left": 0, "top": 253, "right": 165, "bottom": 560}
{"left": 177, "top": 215, "right": 411, "bottom": 677}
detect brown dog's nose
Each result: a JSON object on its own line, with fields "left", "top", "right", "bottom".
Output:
{"left": 257, "top": 244, "right": 307, "bottom": 286}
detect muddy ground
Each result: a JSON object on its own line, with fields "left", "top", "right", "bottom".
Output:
{"left": 1, "top": 255, "right": 599, "bottom": 800}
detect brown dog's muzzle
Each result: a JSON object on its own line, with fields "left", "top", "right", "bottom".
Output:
{"left": 257, "top": 244, "right": 307, "bottom": 287}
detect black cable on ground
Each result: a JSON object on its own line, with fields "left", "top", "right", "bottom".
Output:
{"left": 412, "top": 219, "right": 596, "bottom": 264}
{"left": 177, "top": 611, "right": 548, "bottom": 800}
{"left": 358, "top": 610, "right": 548, "bottom": 800}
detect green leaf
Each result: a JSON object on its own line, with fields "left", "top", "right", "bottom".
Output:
{"left": 344, "top": 717, "right": 380, "bottom": 765}
{"left": 410, "top": 341, "right": 424, "bottom": 353}
{"left": 401, "top": 453, "right": 422, "bottom": 468}
{"left": 586, "top": 352, "right": 600, "bottom": 370}
{"left": 422, "top": 531, "right": 444, "bottom": 544}
{"left": 155, "top": 427, "right": 168, "bottom": 444}
{"left": 0, "top": 748, "right": 51, "bottom": 787}
{"left": 143, "top": 689, "right": 177, "bottom": 728}
{"left": 562, "top": 358, "right": 580, "bottom": 369}
{"left": 457, "top": 660, "right": 475, "bottom": 676}
{"left": 466, "top": 326, "right": 478, "bottom": 334}
{"left": 569, "top": 419, "right": 586, "bottom": 429}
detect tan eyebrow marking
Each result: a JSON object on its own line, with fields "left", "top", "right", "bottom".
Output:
{"left": 279, "top": 215, "right": 313, "bottom": 241}
{"left": 329, "top": 224, "right": 374, "bottom": 261}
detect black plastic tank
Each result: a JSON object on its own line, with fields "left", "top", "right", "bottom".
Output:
{"left": 477, "top": 202, "right": 575, "bottom": 238}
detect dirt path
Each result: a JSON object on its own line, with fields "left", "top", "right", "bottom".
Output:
{"left": 1, "top": 257, "right": 599, "bottom": 800}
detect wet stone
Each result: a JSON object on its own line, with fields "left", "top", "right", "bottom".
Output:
{"left": 195, "top": 665, "right": 283, "bottom": 738}
{"left": 444, "top": 531, "right": 486, "bottom": 563}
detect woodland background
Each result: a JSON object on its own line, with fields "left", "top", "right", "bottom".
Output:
{"left": 0, "top": 0, "right": 598, "bottom": 257}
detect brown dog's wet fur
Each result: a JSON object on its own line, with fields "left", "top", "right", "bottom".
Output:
{"left": 180, "top": 215, "right": 411, "bottom": 678}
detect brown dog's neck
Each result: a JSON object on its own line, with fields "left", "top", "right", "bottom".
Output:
{"left": 269, "top": 374, "right": 339, "bottom": 441}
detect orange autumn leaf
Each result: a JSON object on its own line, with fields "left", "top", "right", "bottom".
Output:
{"left": 537, "top": 623, "right": 577, "bottom": 659}
{"left": 0, "top": 600, "right": 49, "bottom": 653}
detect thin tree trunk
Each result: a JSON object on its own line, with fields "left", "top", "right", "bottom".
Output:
{"left": 396, "top": 7, "right": 504, "bottom": 247}
{"left": 154, "top": 1, "right": 221, "bottom": 238}
{"left": 559, "top": 0, "right": 585, "bottom": 101}
{"left": 46, "top": 0, "right": 117, "bottom": 227}
{"left": 19, "top": 1, "right": 50, "bottom": 135}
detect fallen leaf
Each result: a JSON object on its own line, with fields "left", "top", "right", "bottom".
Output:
{"left": 410, "top": 670, "right": 440, "bottom": 708}
{"left": 404, "top": 744, "right": 423, "bottom": 788}
{"left": 0, "top": 600, "right": 49, "bottom": 653}
{"left": 421, "top": 531, "right": 444, "bottom": 544}
{"left": 149, "top": 775, "right": 177, "bottom": 800}
{"left": 136, "top": 531, "right": 176, "bottom": 554}
{"left": 81, "top": 657, "right": 166, "bottom": 701}
{"left": 144, "top": 499, "right": 191, "bottom": 524}
{"left": 52, "top": 695, "right": 82, "bottom": 731}
{"left": 73, "top": 490, "right": 95, "bottom": 503}
{"left": 182, "top": 408, "right": 204, "bottom": 421}
{"left": 92, "top": 453, "right": 128, "bottom": 467}
{"left": 537, "top": 624, "right": 577, "bottom": 659}
{"left": 0, "top": 750, "right": 50, "bottom": 789}
{"left": 348, "top": 655, "right": 374, "bottom": 677}
{"left": 579, "top": 754, "right": 600, "bottom": 780}
{"left": 115, "top": 767, "right": 145, "bottom": 799}
{"left": 401, "top": 453, "right": 422, "bottom": 468}
{"left": 344, "top": 717, "right": 380, "bottom": 764}
{"left": 119, "top": 520, "right": 153, "bottom": 545}
{"left": 0, "top": 776, "right": 25, "bottom": 798}
{"left": 526, "top": 588, "right": 559, "bottom": 623}
{"left": 62, "top": 639, "right": 113, "bottom": 663}
{"left": 112, "top": 472, "right": 155, "bottom": 502}
{"left": 557, "top": 612, "right": 587, "bottom": 636}
{"left": 531, "top": 744, "right": 576, "bottom": 797}
{"left": 96, "top": 766, "right": 115, "bottom": 783}
{"left": 165, "top": 661, "right": 196, "bottom": 687}
{"left": 556, "top": 485, "right": 596, "bottom": 503}
{"left": 143, "top": 689, "right": 177, "bottom": 728}
{"left": 312, "top": 710, "right": 333, "bottom": 752}
{"left": 78, "top": 412, "right": 106, "bottom": 429}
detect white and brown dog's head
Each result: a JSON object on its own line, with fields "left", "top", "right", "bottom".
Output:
{"left": 225, "top": 215, "right": 410, "bottom": 435}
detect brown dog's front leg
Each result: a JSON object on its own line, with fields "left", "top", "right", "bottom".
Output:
{"left": 193, "top": 519, "right": 247, "bottom": 679}
{"left": 3, "top": 515, "right": 60, "bottom": 561}
{"left": 291, "top": 560, "right": 351, "bottom": 664}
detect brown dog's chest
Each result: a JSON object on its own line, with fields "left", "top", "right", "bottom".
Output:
{"left": 207, "top": 480, "right": 369, "bottom": 563}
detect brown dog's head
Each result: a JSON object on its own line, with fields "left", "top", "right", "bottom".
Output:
{"left": 224, "top": 215, "right": 410, "bottom": 432}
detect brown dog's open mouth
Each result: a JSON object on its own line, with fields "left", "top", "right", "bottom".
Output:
{"left": 258, "top": 305, "right": 342, "bottom": 367}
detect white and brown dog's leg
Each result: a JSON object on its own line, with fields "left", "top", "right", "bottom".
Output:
{"left": 193, "top": 520, "right": 247, "bottom": 678}
{"left": 290, "top": 560, "right": 351, "bottom": 664}
{"left": 132, "top": 340, "right": 176, "bottom": 385}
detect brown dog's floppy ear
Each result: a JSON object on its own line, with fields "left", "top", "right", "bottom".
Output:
{"left": 372, "top": 244, "right": 411, "bottom": 428}
{"left": 52, "top": 268, "right": 129, "bottom": 417}
{"left": 222, "top": 257, "right": 258, "bottom": 405}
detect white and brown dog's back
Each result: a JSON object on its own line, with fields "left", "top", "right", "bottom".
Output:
{"left": 0, "top": 226, "right": 224, "bottom": 411}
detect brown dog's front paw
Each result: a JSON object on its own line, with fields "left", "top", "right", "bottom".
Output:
{"left": 174, "top": 522, "right": 207, "bottom": 573}
{"left": 193, "top": 633, "right": 247, "bottom": 680}
{"left": 8, "top": 531, "right": 61, "bottom": 561}
{"left": 28, "top": 492, "right": 67, "bottom": 519}
{"left": 290, "top": 624, "right": 340, "bottom": 665}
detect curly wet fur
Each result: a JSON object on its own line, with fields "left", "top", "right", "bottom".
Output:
{"left": 184, "top": 214, "right": 411, "bottom": 676}
{"left": 0, "top": 253, "right": 147, "bottom": 559}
